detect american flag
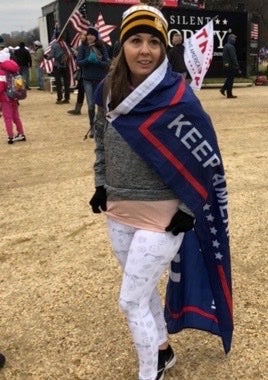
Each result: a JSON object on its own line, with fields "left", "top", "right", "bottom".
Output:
{"left": 70, "top": 10, "right": 90, "bottom": 34}
{"left": 95, "top": 13, "right": 116, "bottom": 46}
{"left": 69, "top": 1, "right": 91, "bottom": 47}
{"left": 250, "top": 23, "right": 259, "bottom": 40}
{"left": 40, "top": 39, "right": 77, "bottom": 88}
{"left": 100, "top": 69, "right": 233, "bottom": 353}
{"left": 69, "top": 4, "right": 91, "bottom": 48}
{"left": 40, "top": 40, "right": 55, "bottom": 74}
{"left": 40, "top": 23, "right": 62, "bottom": 73}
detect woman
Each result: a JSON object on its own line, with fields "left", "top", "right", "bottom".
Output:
{"left": 68, "top": 32, "right": 87, "bottom": 115}
{"left": 76, "top": 26, "right": 110, "bottom": 138}
{"left": 90, "top": 4, "right": 232, "bottom": 380}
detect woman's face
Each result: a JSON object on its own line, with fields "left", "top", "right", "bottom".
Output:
{"left": 123, "top": 33, "right": 162, "bottom": 87}
{"left": 86, "top": 33, "right": 96, "bottom": 45}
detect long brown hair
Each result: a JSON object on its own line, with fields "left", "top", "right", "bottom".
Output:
{"left": 107, "top": 42, "right": 166, "bottom": 110}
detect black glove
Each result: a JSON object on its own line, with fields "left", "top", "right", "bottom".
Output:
{"left": 165, "top": 209, "right": 194, "bottom": 235}
{"left": 89, "top": 186, "right": 107, "bottom": 213}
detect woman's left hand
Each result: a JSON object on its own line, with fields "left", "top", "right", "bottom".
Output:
{"left": 165, "top": 209, "right": 194, "bottom": 235}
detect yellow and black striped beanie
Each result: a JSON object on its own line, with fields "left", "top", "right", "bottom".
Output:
{"left": 120, "top": 5, "right": 168, "bottom": 47}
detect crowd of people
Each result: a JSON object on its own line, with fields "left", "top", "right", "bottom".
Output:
{"left": 0, "top": 22, "right": 243, "bottom": 146}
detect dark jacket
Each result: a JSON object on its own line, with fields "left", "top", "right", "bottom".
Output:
{"left": 14, "top": 45, "right": 32, "bottom": 68}
{"left": 167, "top": 44, "right": 187, "bottom": 73}
{"left": 46, "top": 40, "right": 69, "bottom": 69}
{"left": 222, "top": 40, "right": 239, "bottom": 70}
{"left": 77, "top": 43, "right": 110, "bottom": 81}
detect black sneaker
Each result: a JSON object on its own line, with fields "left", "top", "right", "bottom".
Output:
{"left": 156, "top": 345, "right": 176, "bottom": 380}
{"left": 0, "top": 352, "right": 5, "bottom": 368}
{"left": 13, "top": 134, "right": 26, "bottom": 142}
{"left": 56, "top": 99, "right": 63, "bottom": 104}
{"left": 219, "top": 88, "right": 225, "bottom": 96}
{"left": 8, "top": 137, "right": 13, "bottom": 144}
{"left": 61, "top": 99, "right": 70, "bottom": 104}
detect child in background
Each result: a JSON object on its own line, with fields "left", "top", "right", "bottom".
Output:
{"left": 0, "top": 48, "right": 26, "bottom": 144}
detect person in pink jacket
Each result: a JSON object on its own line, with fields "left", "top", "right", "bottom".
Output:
{"left": 0, "top": 49, "right": 26, "bottom": 144}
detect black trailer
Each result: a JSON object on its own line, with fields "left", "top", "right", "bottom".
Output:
{"left": 40, "top": 0, "right": 259, "bottom": 77}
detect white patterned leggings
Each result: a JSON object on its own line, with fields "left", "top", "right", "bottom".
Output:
{"left": 107, "top": 218, "right": 184, "bottom": 380}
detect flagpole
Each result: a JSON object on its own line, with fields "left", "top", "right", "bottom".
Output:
{"left": 57, "top": 0, "right": 85, "bottom": 40}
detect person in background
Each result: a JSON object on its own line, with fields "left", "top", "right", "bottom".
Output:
{"left": 0, "top": 49, "right": 26, "bottom": 144}
{"left": 0, "top": 35, "right": 5, "bottom": 118}
{"left": 220, "top": 33, "right": 241, "bottom": 99}
{"left": 13, "top": 42, "right": 32, "bottom": 90}
{"left": 68, "top": 33, "right": 87, "bottom": 115}
{"left": 76, "top": 26, "right": 110, "bottom": 138}
{"left": 44, "top": 32, "right": 71, "bottom": 104}
{"left": 167, "top": 31, "right": 188, "bottom": 78}
{"left": 32, "top": 40, "right": 44, "bottom": 90}
{"left": 89, "top": 4, "right": 231, "bottom": 380}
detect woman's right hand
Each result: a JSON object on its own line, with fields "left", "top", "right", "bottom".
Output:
{"left": 89, "top": 186, "right": 107, "bottom": 213}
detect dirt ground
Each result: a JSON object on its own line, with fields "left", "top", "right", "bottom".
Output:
{"left": 0, "top": 84, "right": 267, "bottom": 380}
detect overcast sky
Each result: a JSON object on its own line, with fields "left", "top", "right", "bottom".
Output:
{"left": 1, "top": 0, "right": 49, "bottom": 34}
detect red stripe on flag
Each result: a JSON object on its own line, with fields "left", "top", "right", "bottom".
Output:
{"left": 217, "top": 265, "right": 233, "bottom": 318}
{"left": 71, "top": 33, "right": 81, "bottom": 49}
{"left": 250, "top": 23, "right": 259, "bottom": 40}
{"left": 139, "top": 80, "right": 208, "bottom": 200}
{"left": 40, "top": 41, "right": 55, "bottom": 74}
{"left": 95, "top": 13, "right": 116, "bottom": 46}
{"left": 165, "top": 304, "right": 219, "bottom": 323}
{"left": 70, "top": 10, "right": 90, "bottom": 33}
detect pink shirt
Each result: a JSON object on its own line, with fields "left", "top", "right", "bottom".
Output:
{"left": 105, "top": 200, "right": 180, "bottom": 232}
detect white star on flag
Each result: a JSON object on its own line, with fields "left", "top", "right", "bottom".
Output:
{"left": 206, "top": 214, "right": 215, "bottom": 222}
{"left": 95, "top": 13, "right": 116, "bottom": 46}
{"left": 210, "top": 227, "right": 217, "bottom": 235}
{"left": 215, "top": 252, "right": 223, "bottom": 260}
{"left": 212, "top": 240, "right": 220, "bottom": 248}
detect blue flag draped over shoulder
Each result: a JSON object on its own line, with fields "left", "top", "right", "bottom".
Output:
{"left": 96, "top": 58, "right": 233, "bottom": 353}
